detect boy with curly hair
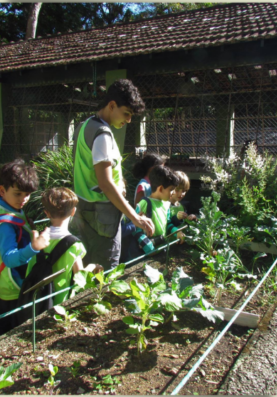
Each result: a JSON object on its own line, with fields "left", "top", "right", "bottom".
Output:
{"left": 73, "top": 79, "right": 154, "bottom": 270}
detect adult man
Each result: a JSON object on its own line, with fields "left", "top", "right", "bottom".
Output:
{"left": 73, "top": 79, "right": 154, "bottom": 269}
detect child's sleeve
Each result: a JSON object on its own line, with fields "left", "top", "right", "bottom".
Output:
{"left": 166, "top": 209, "right": 179, "bottom": 238}
{"left": 0, "top": 223, "right": 39, "bottom": 268}
{"left": 132, "top": 202, "right": 155, "bottom": 255}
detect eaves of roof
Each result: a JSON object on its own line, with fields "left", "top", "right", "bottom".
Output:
{"left": 0, "top": 2, "right": 277, "bottom": 73}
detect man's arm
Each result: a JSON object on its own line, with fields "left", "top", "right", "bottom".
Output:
{"left": 95, "top": 161, "right": 154, "bottom": 236}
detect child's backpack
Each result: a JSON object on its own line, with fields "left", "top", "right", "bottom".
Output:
{"left": 17, "top": 234, "right": 80, "bottom": 326}
{"left": 140, "top": 197, "right": 152, "bottom": 218}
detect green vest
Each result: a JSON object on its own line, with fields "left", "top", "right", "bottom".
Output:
{"left": 26, "top": 237, "right": 86, "bottom": 305}
{"left": 74, "top": 116, "right": 123, "bottom": 202}
{"left": 137, "top": 198, "right": 171, "bottom": 237}
{"left": 0, "top": 206, "right": 32, "bottom": 300}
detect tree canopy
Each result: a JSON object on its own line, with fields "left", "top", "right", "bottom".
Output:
{"left": 0, "top": 2, "right": 216, "bottom": 43}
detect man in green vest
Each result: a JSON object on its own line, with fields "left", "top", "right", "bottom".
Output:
{"left": 73, "top": 79, "right": 154, "bottom": 269}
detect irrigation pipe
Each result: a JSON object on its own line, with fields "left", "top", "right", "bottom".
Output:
{"left": 170, "top": 255, "right": 277, "bottom": 396}
{"left": 0, "top": 238, "right": 180, "bottom": 320}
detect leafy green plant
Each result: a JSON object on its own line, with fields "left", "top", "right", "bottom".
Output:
{"left": 53, "top": 305, "right": 77, "bottom": 327}
{"left": 70, "top": 361, "right": 81, "bottom": 378}
{"left": 25, "top": 144, "right": 73, "bottom": 221}
{"left": 0, "top": 362, "right": 22, "bottom": 390}
{"left": 186, "top": 191, "right": 226, "bottom": 256}
{"left": 161, "top": 266, "right": 224, "bottom": 324}
{"left": 223, "top": 217, "right": 252, "bottom": 254}
{"left": 201, "top": 143, "right": 277, "bottom": 227}
{"left": 92, "top": 374, "right": 121, "bottom": 393}
{"left": 113, "top": 264, "right": 222, "bottom": 356}
{"left": 201, "top": 247, "right": 256, "bottom": 305}
{"left": 73, "top": 263, "right": 127, "bottom": 315}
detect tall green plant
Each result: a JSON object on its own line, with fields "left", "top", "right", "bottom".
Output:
{"left": 186, "top": 191, "right": 226, "bottom": 256}
{"left": 201, "top": 143, "right": 277, "bottom": 226}
{"left": 25, "top": 144, "right": 73, "bottom": 221}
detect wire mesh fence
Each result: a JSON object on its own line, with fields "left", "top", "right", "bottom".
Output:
{"left": 1, "top": 62, "right": 277, "bottom": 164}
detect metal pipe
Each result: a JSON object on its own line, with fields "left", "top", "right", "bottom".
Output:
{"left": 171, "top": 256, "right": 277, "bottom": 395}
{"left": 0, "top": 239, "right": 180, "bottom": 318}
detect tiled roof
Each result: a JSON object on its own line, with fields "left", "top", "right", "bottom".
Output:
{"left": 0, "top": 3, "right": 277, "bottom": 73}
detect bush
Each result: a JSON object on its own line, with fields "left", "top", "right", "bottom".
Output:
{"left": 200, "top": 143, "right": 277, "bottom": 227}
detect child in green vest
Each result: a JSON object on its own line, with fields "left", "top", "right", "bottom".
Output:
{"left": 131, "top": 165, "right": 186, "bottom": 258}
{"left": 0, "top": 159, "right": 50, "bottom": 335}
{"left": 26, "top": 187, "right": 102, "bottom": 306}
{"left": 170, "top": 171, "right": 198, "bottom": 226}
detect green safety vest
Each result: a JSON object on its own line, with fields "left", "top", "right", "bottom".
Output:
{"left": 26, "top": 237, "right": 86, "bottom": 305}
{"left": 0, "top": 206, "right": 32, "bottom": 300}
{"left": 74, "top": 116, "right": 123, "bottom": 203}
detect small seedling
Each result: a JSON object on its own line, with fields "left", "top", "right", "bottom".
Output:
{"left": 92, "top": 374, "right": 121, "bottom": 393}
{"left": 53, "top": 305, "right": 77, "bottom": 327}
{"left": 46, "top": 364, "right": 58, "bottom": 388}
{"left": 0, "top": 362, "right": 22, "bottom": 390}
{"left": 73, "top": 263, "right": 126, "bottom": 315}
{"left": 70, "top": 361, "right": 81, "bottom": 378}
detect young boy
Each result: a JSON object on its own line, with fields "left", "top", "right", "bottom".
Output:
{"left": 131, "top": 165, "right": 186, "bottom": 258}
{"left": 170, "top": 171, "right": 198, "bottom": 227}
{"left": 26, "top": 187, "right": 102, "bottom": 306}
{"left": 0, "top": 159, "right": 50, "bottom": 335}
{"left": 72, "top": 79, "right": 154, "bottom": 270}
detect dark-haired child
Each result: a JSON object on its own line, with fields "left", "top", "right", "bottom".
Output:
{"left": 133, "top": 153, "right": 164, "bottom": 207}
{"left": 131, "top": 165, "right": 186, "bottom": 258}
{"left": 0, "top": 159, "right": 50, "bottom": 335}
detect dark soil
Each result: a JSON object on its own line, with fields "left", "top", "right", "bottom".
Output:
{"left": 0, "top": 244, "right": 275, "bottom": 395}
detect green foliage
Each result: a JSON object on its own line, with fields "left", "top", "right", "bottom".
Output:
{"left": 114, "top": 264, "right": 222, "bottom": 355}
{"left": 0, "top": 362, "right": 22, "bottom": 390}
{"left": 73, "top": 263, "right": 126, "bottom": 315}
{"left": 185, "top": 191, "right": 226, "bottom": 256}
{"left": 92, "top": 374, "right": 121, "bottom": 393}
{"left": 201, "top": 143, "right": 277, "bottom": 227}
{"left": 201, "top": 247, "right": 256, "bottom": 305}
{"left": 0, "top": 3, "right": 216, "bottom": 42}
{"left": 25, "top": 144, "right": 73, "bottom": 221}
{"left": 223, "top": 217, "right": 252, "bottom": 254}
{"left": 70, "top": 361, "right": 81, "bottom": 378}
{"left": 53, "top": 305, "right": 77, "bottom": 327}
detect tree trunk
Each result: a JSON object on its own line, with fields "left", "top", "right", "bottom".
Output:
{"left": 25, "top": 3, "right": 42, "bottom": 39}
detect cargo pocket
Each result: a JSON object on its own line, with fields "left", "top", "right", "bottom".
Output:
{"left": 81, "top": 202, "right": 122, "bottom": 239}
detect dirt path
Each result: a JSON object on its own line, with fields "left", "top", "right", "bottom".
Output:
{"left": 218, "top": 298, "right": 277, "bottom": 395}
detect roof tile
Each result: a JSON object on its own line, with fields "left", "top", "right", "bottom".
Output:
{"left": 1, "top": 3, "right": 277, "bottom": 72}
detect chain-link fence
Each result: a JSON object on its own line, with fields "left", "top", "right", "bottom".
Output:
{"left": 1, "top": 62, "right": 277, "bottom": 163}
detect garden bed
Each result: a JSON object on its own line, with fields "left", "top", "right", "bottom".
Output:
{"left": 0, "top": 243, "right": 275, "bottom": 396}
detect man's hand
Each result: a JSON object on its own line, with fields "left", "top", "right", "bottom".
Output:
{"left": 31, "top": 227, "right": 50, "bottom": 251}
{"left": 134, "top": 214, "right": 155, "bottom": 237}
{"left": 176, "top": 231, "right": 185, "bottom": 245}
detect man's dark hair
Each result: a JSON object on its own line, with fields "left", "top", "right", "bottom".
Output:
{"left": 99, "top": 79, "right": 145, "bottom": 115}
{"left": 133, "top": 153, "right": 164, "bottom": 179}
{"left": 149, "top": 165, "right": 179, "bottom": 192}
{"left": 0, "top": 158, "right": 39, "bottom": 192}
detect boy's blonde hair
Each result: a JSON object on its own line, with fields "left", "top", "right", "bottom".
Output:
{"left": 174, "top": 171, "right": 190, "bottom": 191}
{"left": 41, "top": 187, "right": 78, "bottom": 219}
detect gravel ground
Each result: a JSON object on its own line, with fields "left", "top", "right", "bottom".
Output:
{"left": 219, "top": 299, "right": 277, "bottom": 395}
